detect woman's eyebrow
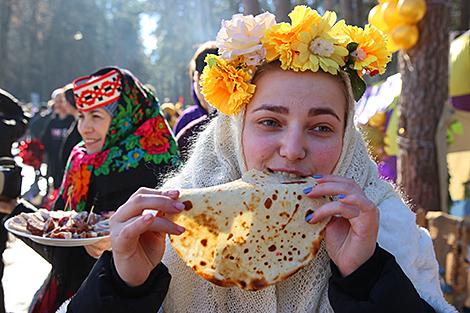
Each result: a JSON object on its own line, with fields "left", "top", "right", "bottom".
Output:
{"left": 253, "top": 104, "right": 341, "bottom": 121}
{"left": 308, "top": 107, "right": 340, "bottom": 121}
{"left": 252, "top": 104, "right": 288, "bottom": 114}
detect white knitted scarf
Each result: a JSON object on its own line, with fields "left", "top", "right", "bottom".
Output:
{"left": 160, "top": 72, "right": 456, "bottom": 313}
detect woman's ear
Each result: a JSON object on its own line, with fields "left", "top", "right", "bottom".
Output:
{"left": 193, "top": 71, "right": 201, "bottom": 83}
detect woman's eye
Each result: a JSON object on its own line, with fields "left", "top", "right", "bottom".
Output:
{"left": 259, "top": 119, "right": 280, "bottom": 128}
{"left": 312, "top": 125, "right": 333, "bottom": 133}
{"left": 92, "top": 114, "right": 103, "bottom": 119}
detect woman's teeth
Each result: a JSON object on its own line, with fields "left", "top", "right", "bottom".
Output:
{"left": 269, "top": 170, "right": 305, "bottom": 178}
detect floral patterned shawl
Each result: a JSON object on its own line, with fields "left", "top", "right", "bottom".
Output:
{"left": 57, "top": 67, "right": 179, "bottom": 211}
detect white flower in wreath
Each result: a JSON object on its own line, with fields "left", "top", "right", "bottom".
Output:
{"left": 216, "top": 12, "right": 276, "bottom": 66}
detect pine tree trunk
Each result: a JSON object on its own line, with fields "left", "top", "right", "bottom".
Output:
{"left": 0, "top": 0, "right": 13, "bottom": 85}
{"left": 275, "top": 0, "right": 291, "bottom": 22}
{"left": 340, "top": 0, "right": 353, "bottom": 24}
{"left": 397, "top": 0, "right": 450, "bottom": 212}
{"left": 242, "top": 0, "right": 260, "bottom": 15}
{"left": 324, "top": 0, "right": 334, "bottom": 11}
{"left": 355, "top": 0, "right": 363, "bottom": 26}
{"left": 460, "top": 0, "right": 469, "bottom": 30}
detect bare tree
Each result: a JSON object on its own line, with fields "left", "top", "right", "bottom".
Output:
{"left": 397, "top": 1, "right": 451, "bottom": 212}
{"left": 275, "top": 0, "right": 292, "bottom": 22}
{"left": 242, "top": 0, "right": 261, "bottom": 15}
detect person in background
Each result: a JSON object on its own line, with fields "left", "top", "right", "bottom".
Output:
{"left": 61, "top": 84, "right": 81, "bottom": 172}
{"left": 160, "top": 102, "right": 182, "bottom": 130}
{"left": 13, "top": 67, "right": 180, "bottom": 313}
{"left": 173, "top": 41, "right": 219, "bottom": 162}
{"left": 0, "top": 88, "right": 28, "bottom": 313}
{"left": 41, "top": 89, "right": 74, "bottom": 189}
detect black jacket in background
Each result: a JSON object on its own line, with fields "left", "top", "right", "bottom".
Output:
{"left": 41, "top": 115, "right": 74, "bottom": 188}
{"left": 60, "top": 120, "right": 81, "bottom": 173}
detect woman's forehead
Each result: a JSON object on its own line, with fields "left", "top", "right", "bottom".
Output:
{"left": 248, "top": 69, "right": 347, "bottom": 117}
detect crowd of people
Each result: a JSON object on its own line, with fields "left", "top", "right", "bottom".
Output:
{"left": 0, "top": 5, "right": 458, "bottom": 313}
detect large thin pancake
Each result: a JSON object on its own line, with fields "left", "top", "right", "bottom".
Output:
{"left": 169, "top": 169, "right": 330, "bottom": 291}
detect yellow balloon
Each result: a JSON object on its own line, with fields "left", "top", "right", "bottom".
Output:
{"left": 391, "top": 24, "right": 419, "bottom": 50}
{"left": 368, "top": 4, "right": 390, "bottom": 33}
{"left": 383, "top": 0, "right": 407, "bottom": 29}
{"left": 398, "top": 0, "right": 426, "bottom": 23}
{"left": 387, "top": 37, "right": 400, "bottom": 52}
{"left": 369, "top": 112, "right": 387, "bottom": 128}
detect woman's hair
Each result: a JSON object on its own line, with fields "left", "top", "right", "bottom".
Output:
{"left": 188, "top": 41, "right": 219, "bottom": 80}
{"left": 64, "top": 84, "right": 76, "bottom": 109}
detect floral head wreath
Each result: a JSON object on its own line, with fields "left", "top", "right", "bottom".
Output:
{"left": 200, "top": 5, "right": 392, "bottom": 116}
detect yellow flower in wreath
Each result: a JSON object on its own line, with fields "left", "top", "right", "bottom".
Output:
{"left": 262, "top": 6, "right": 322, "bottom": 69}
{"left": 201, "top": 54, "right": 256, "bottom": 115}
{"left": 334, "top": 21, "right": 391, "bottom": 75}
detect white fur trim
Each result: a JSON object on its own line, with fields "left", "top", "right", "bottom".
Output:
{"left": 378, "top": 197, "right": 458, "bottom": 313}
{"left": 56, "top": 299, "right": 71, "bottom": 313}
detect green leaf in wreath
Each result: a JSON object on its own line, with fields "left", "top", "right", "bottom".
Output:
{"left": 347, "top": 42, "right": 359, "bottom": 53}
{"left": 346, "top": 68, "right": 366, "bottom": 101}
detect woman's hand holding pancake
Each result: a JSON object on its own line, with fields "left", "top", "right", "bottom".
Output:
{"left": 110, "top": 188, "right": 186, "bottom": 287}
{"left": 305, "top": 175, "right": 379, "bottom": 277}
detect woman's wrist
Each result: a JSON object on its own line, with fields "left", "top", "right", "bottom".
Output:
{"left": 113, "top": 255, "right": 151, "bottom": 287}
{"left": 336, "top": 244, "right": 377, "bottom": 277}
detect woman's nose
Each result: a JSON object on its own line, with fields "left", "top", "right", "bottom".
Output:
{"left": 279, "top": 128, "right": 306, "bottom": 161}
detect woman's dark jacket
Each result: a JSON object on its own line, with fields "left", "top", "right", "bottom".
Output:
{"left": 66, "top": 245, "right": 436, "bottom": 313}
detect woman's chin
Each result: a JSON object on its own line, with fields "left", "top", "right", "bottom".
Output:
{"left": 85, "top": 144, "right": 101, "bottom": 155}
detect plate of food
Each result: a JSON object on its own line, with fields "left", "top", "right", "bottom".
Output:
{"left": 5, "top": 209, "right": 112, "bottom": 247}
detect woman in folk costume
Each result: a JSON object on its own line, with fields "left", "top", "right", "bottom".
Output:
{"left": 26, "top": 67, "right": 179, "bottom": 313}
{"left": 62, "top": 7, "right": 454, "bottom": 313}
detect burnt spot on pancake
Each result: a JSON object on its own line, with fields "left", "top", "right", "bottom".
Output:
{"left": 227, "top": 233, "right": 233, "bottom": 240}
{"left": 268, "top": 244, "right": 276, "bottom": 252}
{"left": 201, "top": 239, "right": 208, "bottom": 247}
{"left": 183, "top": 200, "right": 193, "bottom": 211}
{"left": 249, "top": 278, "right": 269, "bottom": 290}
{"left": 264, "top": 198, "right": 273, "bottom": 209}
{"left": 200, "top": 261, "right": 207, "bottom": 266}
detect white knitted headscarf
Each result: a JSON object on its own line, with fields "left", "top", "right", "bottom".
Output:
{"left": 161, "top": 72, "right": 456, "bottom": 313}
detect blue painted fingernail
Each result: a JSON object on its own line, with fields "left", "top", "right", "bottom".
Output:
{"left": 338, "top": 194, "right": 346, "bottom": 199}
{"left": 303, "top": 186, "right": 313, "bottom": 194}
{"left": 312, "top": 174, "right": 323, "bottom": 179}
{"left": 305, "top": 212, "right": 314, "bottom": 222}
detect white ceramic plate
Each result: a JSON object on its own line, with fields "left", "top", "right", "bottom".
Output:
{"left": 4, "top": 218, "right": 109, "bottom": 247}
